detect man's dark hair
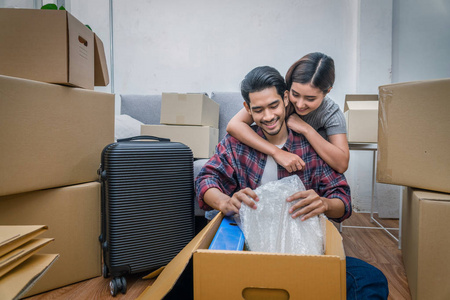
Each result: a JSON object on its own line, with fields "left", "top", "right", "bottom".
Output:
{"left": 240, "top": 66, "right": 287, "bottom": 106}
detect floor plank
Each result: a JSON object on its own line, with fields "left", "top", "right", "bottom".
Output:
{"left": 26, "top": 213, "right": 411, "bottom": 299}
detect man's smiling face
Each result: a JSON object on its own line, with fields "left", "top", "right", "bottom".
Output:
{"left": 244, "top": 86, "right": 288, "bottom": 142}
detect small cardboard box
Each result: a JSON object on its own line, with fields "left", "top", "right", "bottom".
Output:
{"left": 141, "top": 124, "right": 219, "bottom": 158}
{"left": 0, "top": 182, "right": 101, "bottom": 296}
{"left": 137, "top": 213, "right": 346, "bottom": 300}
{"left": 0, "top": 75, "right": 114, "bottom": 197}
{"left": 0, "top": 8, "right": 108, "bottom": 89}
{"left": 377, "top": 79, "right": 450, "bottom": 193}
{"left": 401, "top": 187, "right": 450, "bottom": 300}
{"left": 344, "top": 94, "right": 378, "bottom": 143}
{"left": 160, "top": 93, "right": 219, "bottom": 128}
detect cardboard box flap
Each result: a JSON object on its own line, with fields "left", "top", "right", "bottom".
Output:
{"left": 66, "top": 12, "right": 94, "bottom": 89}
{"left": 0, "top": 254, "right": 59, "bottom": 300}
{"left": 344, "top": 94, "right": 378, "bottom": 111}
{"left": 94, "top": 33, "right": 110, "bottom": 86}
{"left": 0, "top": 238, "right": 54, "bottom": 278}
{"left": 137, "top": 212, "right": 222, "bottom": 299}
{"left": 0, "top": 226, "right": 48, "bottom": 257}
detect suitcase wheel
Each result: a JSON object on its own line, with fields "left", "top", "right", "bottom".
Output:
{"left": 102, "top": 264, "right": 109, "bottom": 278}
{"left": 109, "top": 276, "right": 127, "bottom": 296}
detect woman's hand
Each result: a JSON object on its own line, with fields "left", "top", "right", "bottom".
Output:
{"left": 287, "top": 114, "right": 309, "bottom": 135}
{"left": 273, "top": 148, "right": 305, "bottom": 173}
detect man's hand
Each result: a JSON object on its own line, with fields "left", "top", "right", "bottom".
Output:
{"left": 286, "top": 189, "right": 328, "bottom": 221}
{"left": 273, "top": 148, "right": 305, "bottom": 173}
{"left": 219, "top": 188, "right": 259, "bottom": 216}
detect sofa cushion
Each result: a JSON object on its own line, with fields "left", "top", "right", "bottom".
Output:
{"left": 120, "top": 94, "right": 161, "bottom": 125}
{"left": 210, "top": 92, "right": 245, "bottom": 141}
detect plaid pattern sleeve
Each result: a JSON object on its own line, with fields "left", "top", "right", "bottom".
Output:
{"left": 195, "top": 143, "right": 236, "bottom": 211}
{"left": 283, "top": 130, "right": 352, "bottom": 223}
{"left": 195, "top": 132, "right": 265, "bottom": 211}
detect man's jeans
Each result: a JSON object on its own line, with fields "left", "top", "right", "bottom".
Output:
{"left": 346, "top": 256, "right": 389, "bottom": 299}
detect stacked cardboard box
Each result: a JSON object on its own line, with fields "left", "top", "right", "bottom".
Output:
{"left": 0, "top": 226, "right": 58, "bottom": 299}
{"left": 141, "top": 93, "right": 220, "bottom": 158}
{"left": 376, "top": 78, "right": 450, "bottom": 300}
{"left": 0, "top": 8, "right": 114, "bottom": 297}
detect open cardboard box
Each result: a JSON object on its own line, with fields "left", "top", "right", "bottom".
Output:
{"left": 0, "top": 8, "right": 108, "bottom": 89}
{"left": 138, "top": 213, "right": 346, "bottom": 300}
{"left": 344, "top": 94, "right": 378, "bottom": 143}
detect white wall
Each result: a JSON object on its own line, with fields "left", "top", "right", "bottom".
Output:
{"left": 69, "top": 0, "right": 394, "bottom": 216}
{"left": 392, "top": 0, "right": 450, "bottom": 83}
{"left": 6, "top": 0, "right": 448, "bottom": 217}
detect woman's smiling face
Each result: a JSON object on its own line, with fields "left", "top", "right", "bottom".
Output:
{"left": 287, "top": 82, "right": 328, "bottom": 116}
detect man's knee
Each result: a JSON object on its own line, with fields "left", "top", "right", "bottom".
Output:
{"left": 346, "top": 256, "right": 389, "bottom": 299}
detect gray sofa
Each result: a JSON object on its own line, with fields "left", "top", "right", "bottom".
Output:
{"left": 120, "top": 92, "right": 244, "bottom": 217}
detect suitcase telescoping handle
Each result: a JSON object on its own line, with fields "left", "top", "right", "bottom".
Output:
{"left": 117, "top": 135, "right": 171, "bottom": 142}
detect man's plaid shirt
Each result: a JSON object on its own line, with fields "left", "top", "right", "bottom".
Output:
{"left": 195, "top": 126, "right": 352, "bottom": 223}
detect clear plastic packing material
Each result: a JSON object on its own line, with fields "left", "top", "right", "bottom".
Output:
{"left": 235, "top": 175, "right": 326, "bottom": 255}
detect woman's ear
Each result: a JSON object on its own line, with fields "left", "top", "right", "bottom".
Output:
{"left": 325, "top": 86, "right": 333, "bottom": 95}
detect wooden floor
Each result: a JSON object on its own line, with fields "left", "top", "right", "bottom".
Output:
{"left": 27, "top": 213, "right": 410, "bottom": 300}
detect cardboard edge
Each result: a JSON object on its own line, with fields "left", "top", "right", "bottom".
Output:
{"left": 0, "top": 226, "right": 48, "bottom": 257}
{"left": 0, "top": 254, "right": 59, "bottom": 300}
{"left": 0, "top": 238, "right": 54, "bottom": 278}
{"left": 136, "top": 213, "right": 223, "bottom": 299}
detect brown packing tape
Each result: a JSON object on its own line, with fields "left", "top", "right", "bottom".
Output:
{"left": 376, "top": 86, "right": 392, "bottom": 182}
{"left": 178, "top": 94, "right": 187, "bottom": 101}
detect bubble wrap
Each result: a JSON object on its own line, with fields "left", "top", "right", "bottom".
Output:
{"left": 235, "top": 175, "right": 326, "bottom": 255}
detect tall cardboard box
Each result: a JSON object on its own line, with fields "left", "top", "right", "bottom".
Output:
{"left": 401, "top": 187, "right": 450, "bottom": 300}
{"left": 0, "top": 75, "right": 114, "bottom": 197}
{"left": 0, "top": 8, "right": 109, "bottom": 89}
{"left": 344, "top": 94, "right": 378, "bottom": 143}
{"left": 141, "top": 124, "right": 219, "bottom": 158}
{"left": 377, "top": 79, "right": 450, "bottom": 193}
{"left": 160, "top": 93, "right": 219, "bottom": 128}
{"left": 137, "top": 213, "right": 346, "bottom": 300}
{"left": 0, "top": 182, "right": 101, "bottom": 296}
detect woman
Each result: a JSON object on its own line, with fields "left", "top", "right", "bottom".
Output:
{"left": 227, "top": 52, "right": 349, "bottom": 173}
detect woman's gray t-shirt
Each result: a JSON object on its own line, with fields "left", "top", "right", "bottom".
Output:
{"left": 300, "top": 96, "right": 347, "bottom": 140}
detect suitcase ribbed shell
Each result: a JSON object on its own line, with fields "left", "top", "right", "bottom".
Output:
{"left": 100, "top": 140, "right": 194, "bottom": 276}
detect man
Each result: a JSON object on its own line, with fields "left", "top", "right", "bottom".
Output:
{"left": 195, "top": 66, "right": 389, "bottom": 299}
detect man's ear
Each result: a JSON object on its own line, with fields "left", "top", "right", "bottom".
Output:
{"left": 243, "top": 102, "right": 252, "bottom": 114}
{"left": 283, "top": 90, "right": 289, "bottom": 107}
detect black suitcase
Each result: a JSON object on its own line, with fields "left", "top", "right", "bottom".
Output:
{"left": 98, "top": 136, "right": 195, "bottom": 296}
